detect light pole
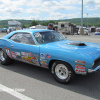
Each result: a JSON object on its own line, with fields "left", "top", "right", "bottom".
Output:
{"left": 80, "top": 0, "right": 84, "bottom": 35}
{"left": 86, "top": 13, "right": 88, "bottom": 28}
{"left": 81, "top": 0, "right": 83, "bottom": 28}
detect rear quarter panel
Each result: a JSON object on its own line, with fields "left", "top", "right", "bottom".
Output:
{"left": 0, "top": 39, "right": 13, "bottom": 51}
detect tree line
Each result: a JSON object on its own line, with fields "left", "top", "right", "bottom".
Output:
{"left": 0, "top": 17, "right": 100, "bottom": 28}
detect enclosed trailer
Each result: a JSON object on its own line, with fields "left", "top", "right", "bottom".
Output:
{"left": 7, "top": 21, "right": 21, "bottom": 33}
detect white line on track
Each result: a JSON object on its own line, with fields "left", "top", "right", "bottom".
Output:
{"left": 0, "top": 84, "right": 34, "bottom": 100}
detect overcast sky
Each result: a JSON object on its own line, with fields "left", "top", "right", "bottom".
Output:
{"left": 0, "top": 0, "right": 100, "bottom": 20}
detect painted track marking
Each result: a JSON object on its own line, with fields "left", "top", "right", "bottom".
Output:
{"left": 0, "top": 84, "right": 34, "bottom": 100}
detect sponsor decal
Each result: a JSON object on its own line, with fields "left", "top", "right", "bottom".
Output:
{"left": 22, "top": 57, "right": 27, "bottom": 61}
{"left": 75, "top": 65, "right": 85, "bottom": 70}
{"left": 4, "top": 47, "right": 9, "bottom": 50}
{"left": 11, "top": 51, "right": 16, "bottom": 58}
{"left": 29, "top": 62, "right": 33, "bottom": 64}
{"left": 40, "top": 53, "right": 45, "bottom": 59}
{"left": 35, "top": 55, "right": 39, "bottom": 58}
{"left": 7, "top": 53, "right": 12, "bottom": 58}
{"left": 75, "top": 64, "right": 86, "bottom": 74}
{"left": 32, "top": 57, "right": 35, "bottom": 60}
{"left": 27, "top": 56, "right": 32, "bottom": 60}
{"left": 40, "top": 53, "right": 51, "bottom": 59}
{"left": 41, "top": 65, "right": 47, "bottom": 68}
{"left": 33, "top": 59, "right": 38, "bottom": 62}
{"left": 21, "top": 52, "right": 26, "bottom": 56}
{"left": 75, "top": 60, "right": 86, "bottom": 64}
{"left": 4, "top": 48, "right": 12, "bottom": 58}
{"left": 33, "top": 60, "right": 39, "bottom": 63}
{"left": 15, "top": 52, "right": 21, "bottom": 59}
{"left": 21, "top": 52, "right": 39, "bottom": 63}
{"left": 25, "top": 53, "right": 28, "bottom": 56}
{"left": 22, "top": 56, "right": 32, "bottom": 62}
{"left": 31, "top": 55, "right": 39, "bottom": 61}
{"left": 34, "top": 57, "right": 38, "bottom": 61}
{"left": 35, "top": 63, "right": 40, "bottom": 66}
{"left": 75, "top": 69, "right": 86, "bottom": 73}
{"left": 40, "top": 61, "right": 47, "bottom": 65}
{"left": 5, "top": 49, "right": 10, "bottom": 53}
{"left": 45, "top": 54, "right": 51, "bottom": 58}
{"left": 32, "top": 55, "right": 39, "bottom": 63}
{"left": 21, "top": 52, "right": 28, "bottom": 57}
{"left": 32, "top": 61, "right": 40, "bottom": 66}
{"left": 27, "top": 57, "right": 32, "bottom": 62}
{"left": 28, "top": 52, "right": 31, "bottom": 56}
{"left": 15, "top": 52, "right": 20, "bottom": 56}
{"left": 31, "top": 54, "right": 36, "bottom": 57}
{"left": 34, "top": 32, "right": 41, "bottom": 37}
{"left": 32, "top": 54, "right": 39, "bottom": 58}
{"left": 5, "top": 49, "right": 12, "bottom": 58}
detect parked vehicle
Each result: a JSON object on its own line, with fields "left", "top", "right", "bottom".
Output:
{"left": 0, "top": 29, "right": 100, "bottom": 84}
{"left": 95, "top": 28, "right": 100, "bottom": 35}
{"left": 78, "top": 27, "right": 89, "bottom": 35}
{"left": 1, "top": 28, "right": 7, "bottom": 32}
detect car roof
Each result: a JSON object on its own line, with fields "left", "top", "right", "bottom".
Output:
{"left": 3, "top": 29, "right": 54, "bottom": 39}
{"left": 16, "top": 29, "right": 53, "bottom": 33}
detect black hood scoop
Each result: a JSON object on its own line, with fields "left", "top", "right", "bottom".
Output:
{"left": 67, "top": 42, "right": 87, "bottom": 46}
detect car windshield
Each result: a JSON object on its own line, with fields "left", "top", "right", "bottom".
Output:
{"left": 33, "top": 31, "right": 65, "bottom": 44}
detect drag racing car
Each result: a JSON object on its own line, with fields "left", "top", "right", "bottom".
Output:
{"left": 0, "top": 29, "right": 100, "bottom": 84}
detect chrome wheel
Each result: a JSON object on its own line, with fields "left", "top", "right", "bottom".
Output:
{"left": 55, "top": 64, "right": 68, "bottom": 80}
{"left": 0, "top": 50, "right": 6, "bottom": 61}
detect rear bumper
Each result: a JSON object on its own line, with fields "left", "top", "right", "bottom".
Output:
{"left": 88, "top": 65, "right": 100, "bottom": 73}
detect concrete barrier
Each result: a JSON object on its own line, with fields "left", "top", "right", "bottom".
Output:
{"left": 80, "top": 28, "right": 84, "bottom": 35}
{"left": 0, "top": 28, "right": 2, "bottom": 32}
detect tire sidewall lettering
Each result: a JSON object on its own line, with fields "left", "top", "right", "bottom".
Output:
{"left": 66, "top": 71, "right": 72, "bottom": 82}
{"left": 51, "top": 62, "right": 56, "bottom": 74}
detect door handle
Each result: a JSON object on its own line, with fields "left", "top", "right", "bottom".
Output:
{"left": 11, "top": 45, "right": 13, "bottom": 47}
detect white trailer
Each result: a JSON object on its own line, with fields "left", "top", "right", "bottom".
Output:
{"left": 7, "top": 21, "right": 21, "bottom": 33}
{"left": 58, "top": 22, "right": 71, "bottom": 34}
{"left": 29, "top": 25, "right": 47, "bottom": 29}
{"left": 35, "top": 25, "right": 47, "bottom": 29}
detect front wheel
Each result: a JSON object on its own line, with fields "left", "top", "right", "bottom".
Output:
{"left": 51, "top": 61, "right": 75, "bottom": 84}
{"left": 0, "top": 49, "right": 14, "bottom": 65}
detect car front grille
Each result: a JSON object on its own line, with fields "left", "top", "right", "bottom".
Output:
{"left": 92, "top": 57, "right": 100, "bottom": 69}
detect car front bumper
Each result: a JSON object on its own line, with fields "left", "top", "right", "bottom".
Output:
{"left": 88, "top": 65, "right": 100, "bottom": 73}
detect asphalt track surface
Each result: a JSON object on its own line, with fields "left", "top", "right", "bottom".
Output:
{"left": 0, "top": 32, "right": 100, "bottom": 100}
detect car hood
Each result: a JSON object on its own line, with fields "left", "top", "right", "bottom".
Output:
{"left": 43, "top": 40, "right": 100, "bottom": 55}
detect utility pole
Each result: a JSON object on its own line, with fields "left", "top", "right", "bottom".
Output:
{"left": 80, "top": 0, "right": 84, "bottom": 35}
{"left": 81, "top": 0, "right": 83, "bottom": 28}
{"left": 86, "top": 13, "right": 88, "bottom": 28}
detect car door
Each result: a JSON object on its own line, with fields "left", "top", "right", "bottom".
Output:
{"left": 8, "top": 32, "right": 40, "bottom": 66}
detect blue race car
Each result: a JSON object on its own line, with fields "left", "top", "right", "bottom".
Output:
{"left": 0, "top": 29, "right": 100, "bottom": 84}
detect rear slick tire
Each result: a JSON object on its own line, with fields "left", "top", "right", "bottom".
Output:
{"left": 0, "top": 49, "right": 14, "bottom": 65}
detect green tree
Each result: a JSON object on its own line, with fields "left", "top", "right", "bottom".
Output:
{"left": 30, "top": 20, "right": 38, "bottom": 26}
{"left": 40, "top": 22, "right": 46, "bottom": 26}
{"left": 22, "top": 25, "right": 26, "bottom": 29}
